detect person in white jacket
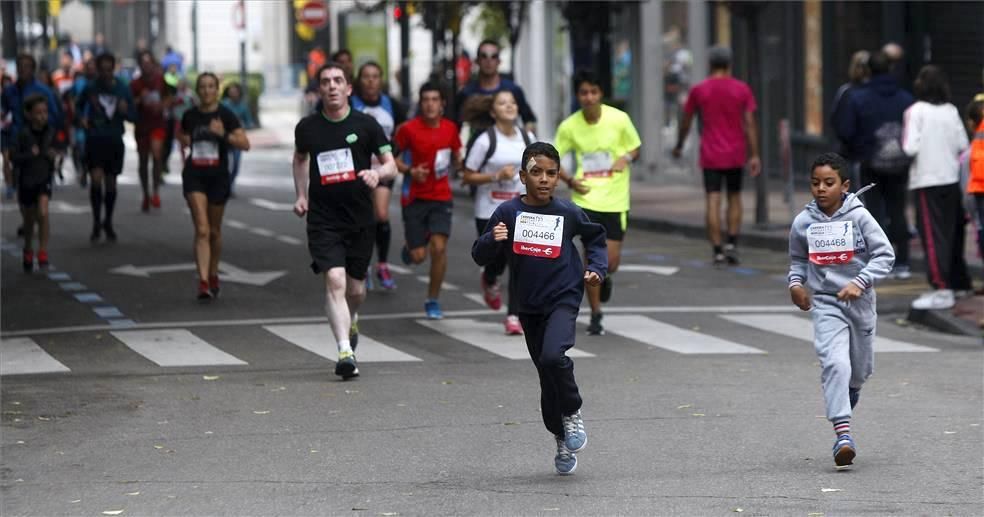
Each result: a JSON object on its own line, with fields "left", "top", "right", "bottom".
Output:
{"left": 902, "top": 65, "right": 971, "bottom": 310}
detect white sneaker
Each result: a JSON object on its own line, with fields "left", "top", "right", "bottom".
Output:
{"left": 892, "top": 266, "right": 912, "bottom": 280}
{"left": 911, "top": 289, "right": 955, "bottom": 310}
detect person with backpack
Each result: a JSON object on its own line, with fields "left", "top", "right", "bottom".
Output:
{"left": 901, "top": 66, "right": 971, "bottom": 310}
{"left": 463, "top": 89, "right": 535, "bottom": 335}
{"left": 834, "top": 50, "right": 915, "bottom": 279}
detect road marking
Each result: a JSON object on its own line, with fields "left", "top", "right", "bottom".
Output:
{"left": 263, "top": 324, "right": 422, "bottom": 362}
{"left": 249, "top": 227, "right": 275, "bottom": 238}
{"left": 110, "top": 329, "right": 248, "bottom": 367}
{"left": 59, "top": 282, "right": 87, "bottom": 291}
{"left": 580, "top": 314, "right": 766, "bottom": 354}
{"left": 276, "top": 235, "right": 303, "bottom": 246}
{"left": 0, "top": 337, "right": 71, "bottom": 375}
{"left": 93, "top": 307, "right": 124, "bottom": 318}
{"left": 109, "top": 261, "right": 286, "bottom": 286}
{"left": 226, "top": 219, "right": 249, "bottom": 230}
{"left": 618, "top": 264, "right": 680, "bottom": 276}
{"left": 417, "top": 318, "right": 594, "bottom": 359}
{"left": 385, "top": 264, "right": 412, "bottom": 275}
{"left": 48, "top": 201, "right": 90, "bottom": 214}
{"left": 74, "top": 293, "right": 104, "bottom": 303}
{"left": 249, "top": 198, "right": 295, "bottom": 211}
{"left": 415, "top": 276, "right": 459, "bottom": 291}
{"left": 47, "top": 272, "right": 71, "bottom": 281}
{"left": 718, "top": 314, "right": 939, "bottom": 352}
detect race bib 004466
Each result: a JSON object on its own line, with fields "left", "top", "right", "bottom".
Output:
{"left": 316, "top": 148, "right": 356, "bottom": 185}
{"left": 807, "top": 221, "right": 854, "bottom": 265}
{"left": 513, "top": 212, "right": 564, "bottom": 259}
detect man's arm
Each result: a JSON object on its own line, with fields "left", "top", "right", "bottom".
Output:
{"left": 292, "top": 150, "right": 310, "bottom": 217}
{"left": 743, "top": 110, "right": 761, "bottom": 176}
{"left": 673, "top": 110, "right": 694, "bottom": 158}
{"left": 375, "top": 151, "right": 398, "bottom": 182}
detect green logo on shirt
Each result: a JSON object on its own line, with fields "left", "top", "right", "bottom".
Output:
{"left": 346, "top": 133, "right": 358, "bottom": 144}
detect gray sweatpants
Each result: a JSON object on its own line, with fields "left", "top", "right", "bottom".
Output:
{"left": 812, "top": 293, "right": 876, "bottom": 422}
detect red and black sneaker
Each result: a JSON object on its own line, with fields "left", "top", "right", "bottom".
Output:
{"left": 151, "top": 193, "right": 161, "bottom": 209}
{"left": 141, "top": 196, "right": 150, "bottom": 213}
{"left": 37, "top": 250, "right": 49, "bottom": 268}
{"left": 208, "top": 274, "right": 220, "bottom": 298}
{"left": 22, "top": 250, "right": 33, "bottom": 272}
{"left": 197, "top": 280, "right": 213, "bottom": 301}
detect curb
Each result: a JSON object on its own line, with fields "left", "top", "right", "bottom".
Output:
{"left": 907, "top": 307, "right": 982, "bottom": 337}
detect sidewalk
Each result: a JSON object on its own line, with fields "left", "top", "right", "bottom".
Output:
{"left": 254, "top": 93, "right": 982, "bottom": 335}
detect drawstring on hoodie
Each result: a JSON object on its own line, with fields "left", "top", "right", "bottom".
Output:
{"left": 852, "top": 183, "right": 877, "bottom": 202}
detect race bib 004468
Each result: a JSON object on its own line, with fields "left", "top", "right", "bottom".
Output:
{"left": 513, "top": 212, "right": 564, "bottom": 259}
{"left": 807, "top": 221, "right": 854, "bottom": 265}
{"left": 316, "top": 148, "right": 356, "bottom": 185}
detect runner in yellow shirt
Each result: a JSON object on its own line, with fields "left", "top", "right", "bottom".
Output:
{"left": 556, "top": 70, "right": 642, "bottom": 335}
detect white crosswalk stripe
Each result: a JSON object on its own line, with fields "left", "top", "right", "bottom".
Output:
{"left": 417, "top": 318, "right": 595, "bottom": 359}
{"left": 580, "top": 314, "right": 767, "bottom": 354}
{"left": 718, "top": 314, "right": 939, "bottom": 352}
{"left": 110, "top": 329, "right": 249, "bottom": 367}
{"left": 1, "top": 337, "right": 71, "bottom": 375}
{"left": 263, "top": 324, "right": 422, "bottom": 362}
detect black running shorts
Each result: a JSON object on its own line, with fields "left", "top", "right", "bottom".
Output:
{"left": 703, "top": 168, "right": 743, "bottom": 194}
{"left": 85, "top": 136, "right": 125, "bottom": 176}
{"left": 183, "top": 171, "right": 231, "bottom": 204}
{"left": 307, "top": 224, "right": 375, "bottom": 280}
{"left": 403, "top": 199, "right": 452, "bottom": 249}
{"left": 581, "top": 208, "right": 627, "bottom": 242}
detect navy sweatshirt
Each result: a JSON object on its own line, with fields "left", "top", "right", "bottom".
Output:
{"left": 472, "top": 196, "right": 607, "bottom": 314}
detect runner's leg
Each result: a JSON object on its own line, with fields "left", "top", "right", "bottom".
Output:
{"left": 428, "top": 233, "right": 448, "bottom": 300}
{"left": 206, "top": 202, "right": 225, "bottom": 279}
{"left": 186, "top": 192, "right": 211, "bottom": 283}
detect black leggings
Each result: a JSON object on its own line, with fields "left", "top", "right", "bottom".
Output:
{"left": 520, "top": 306, "right": 583, "bottom": 437}
{"left": 860, "top": 168, "right": 910, "bottom": 267}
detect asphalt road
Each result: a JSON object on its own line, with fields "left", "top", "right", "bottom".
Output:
{"left": 1, "top": 147, "right": 981, "bottom": 516}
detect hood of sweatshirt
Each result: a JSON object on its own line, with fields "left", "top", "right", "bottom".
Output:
{"left": 867, "top": 74, "right": 901, "bottom": 97}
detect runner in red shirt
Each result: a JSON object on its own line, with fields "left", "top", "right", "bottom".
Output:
{"left": 393, "top": 82, "right": 463, "bottom": 319}
{"left": 130, "top": 50, "right": 169, "bottom": 211}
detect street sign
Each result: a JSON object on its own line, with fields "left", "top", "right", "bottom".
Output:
{"left": 297, "top": 1, "right": 328, "bottom": 29}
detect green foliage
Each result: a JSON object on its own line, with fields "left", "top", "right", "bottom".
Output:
{"left": 469, "top": 2, "right": 508, "bottom": 45}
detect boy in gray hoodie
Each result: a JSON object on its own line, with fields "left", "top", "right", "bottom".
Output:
{"left": 787, "top": 152, "right": 895, "bottom": 467}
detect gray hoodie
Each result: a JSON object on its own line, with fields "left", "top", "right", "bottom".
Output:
{"left": 787, "top": 186, "right": 895, "bottom": 295}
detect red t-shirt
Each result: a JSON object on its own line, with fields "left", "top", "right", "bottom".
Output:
{"left": 130, "top": 73, "right": 167, "bottom": 133}
{"left": 394, "top": 117, "right": 462, "bottom": 202}
{"left": 683, "top": 76, "right": 757, "bottom": 170}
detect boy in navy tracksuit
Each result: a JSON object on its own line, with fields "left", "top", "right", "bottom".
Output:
{"left": 472, "top": 142, "right": 607, "bottom": 475}
{"left": 788, "top": 152, "right": 895, "bottom": 468}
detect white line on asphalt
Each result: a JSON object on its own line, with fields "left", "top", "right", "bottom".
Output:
{"left": 385, "top": 264, "right": 412, "bottom": 275}
{"left": 0, "top": 337, "right": 71, "bottom": 375}
{"left": 276, "top": 235, "right": 303, "bottom": 246}
{"left": 718, "top": 314, "right": 939, "bottom": 353}
{"left": 0, "top": 305, "right": 798, "bottom": 338}
{"left": 618, "top": 264, "right": 681, "bottom": 276}
{"left": 249, "top": 228, "right": 276, "bottom": 238}
{"left": 59, "top": 282, "right": 87, "bottom": 291}
{"left": 74, "top": 293, "right": 104, "bottom": 303}
{"left": 580, "top": 314, "right": 767, "bottom": 354}
{"left": 415, "top": 276, "right": 459, "bottom": 291}
{"left": 248, "top": 198, "right": 295, "bottom": 211}
{"left": 226, "top": 219, "right": 248, "bottom": 230}
{"left": 417, "top": 318, "right": 594, "bottom": 359}
{"left": 110, "top": 329, "right": 249, "bottom": 367}
{"left": 263, "top": 324, "right": 422, "bottom": 362}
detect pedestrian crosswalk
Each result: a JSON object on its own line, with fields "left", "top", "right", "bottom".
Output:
{"left": 0, "top": 313, "right": 940, "bottom": 376}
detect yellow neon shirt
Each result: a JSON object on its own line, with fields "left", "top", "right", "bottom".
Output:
{"left": 554, "top": 104, "right": 641, "bottom": 212}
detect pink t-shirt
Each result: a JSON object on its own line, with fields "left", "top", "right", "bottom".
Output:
{"left": 683, "top": 76, "right": 757, "bottom": 170}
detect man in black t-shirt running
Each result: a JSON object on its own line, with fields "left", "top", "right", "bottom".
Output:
{"left": 293, "top": 62, "right": 398, "bottom": 380}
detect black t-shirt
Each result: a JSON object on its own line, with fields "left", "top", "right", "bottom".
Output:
{"left": 181, "top": 105, "right": 241, "bottom": 175}
{"left": 294, "top": 108, "right": 391, "bottom": 228}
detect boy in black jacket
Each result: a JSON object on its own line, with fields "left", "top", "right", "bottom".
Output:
{"left": 12, "top": 94, "right": 55, "bottom": 271}
{"left": 472, "top": 142, "right": 607, "bottom": 475}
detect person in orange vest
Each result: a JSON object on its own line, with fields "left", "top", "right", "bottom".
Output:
{"left": 964, "top": 93, "right": 984, "bottom": 295}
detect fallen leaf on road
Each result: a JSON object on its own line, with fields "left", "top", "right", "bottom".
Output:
{"left": 691, "top": 326, "right": 701, "bottom": 331}
{"left": 253, "top": 411, "right": 271, "bottom": 415}
{"left": 344, "top": 390, "right": 360, "bottom": 395}
{"left": 351, "top": 508, "right": 368, "bottom": 511}
{"left": 204, "top": 431, "right": 213, "bottom": 435}
{"left": 15, "top": 440, "right": 25, "bottom": 444}
{"left": 894, "top": 318, "right": 909, "bottom": 326}
{"left": 310, "top": 449, "right": 319, "bottom": 453}
{"left": 379, "top": 513, "right": 398, "bottom": 516}
{"left": 202, "top": 375, "right": 220, "bottom": 381}
{"left": 11, "top": 401, "right": 21, "bottom": 406}
{"left": 944, "top": 431, "right": 956, "bottom": 435}
{"left": 37, "top": 416, "right": 51, "bottom": 421}
{"left": 503, "top": 422, "right": 519, "bottom": 426}
{"left": 542, "top": 509, "right": 559, "bottom": 512}
{"left": 102, "top": 511, "right": 124, "bottom": 515}
{"left": 397, "top": 403, "right": 407, "bottom": 407}
{"left": 677, "top": 404, "right": 692, "bottom": 409}
{"left": 271, "top": 386, "right": 287, "bottom": 392}
{"left": 70, "top": 499, "right": 81, "bottom": 503}
{"left": 732, "top": 509, "right": 743, "bottom": 513}
{"left": 441, "top": 380, "right": 453, "bottom": 385}
{"left": 691, "top": 413, "right": 705, "bottom": 417}
{"left": 970, "top": 424, "right": 980, "bottom": 427}
{"left": 153, "top": 445, "right": 164, "bottom": 449}
{"left": 820, "top": 488, "right": 841, "bottom": 493}
{"left": 125, "top": 491, "right": 140, "bottom": 496}
{"left": 808, "top": 513, "right": 824, "bottom": 516}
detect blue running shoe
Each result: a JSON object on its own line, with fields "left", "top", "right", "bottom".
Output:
{"left": 554, "top": 435, "right": 577, "bottom": 475}
{"left": 377, "top": 264, "right": 397, "bottom": 290}
{"left": 425, "top": 299, "right": 443, "bottom": 320}
{"left": 335, "top": 351, "right": 359, "bottom": 380}
{"left": 562, "top": 410, "right": 587, "bottom": 452}
{"left": 401, "top": 245, "right": 412, "bottom": 266}
{"left": 849, "top": 388, "right": 860, "bottom": 409}
{"left": 833, "top": 434, "right": 856, "bottom": 467}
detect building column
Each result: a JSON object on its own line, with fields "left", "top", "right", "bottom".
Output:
{"left": 515, "top": 0, "right": 551, "bottom": 138}
{"left": 639, "top": 0, "right": 664, "bottom": 179}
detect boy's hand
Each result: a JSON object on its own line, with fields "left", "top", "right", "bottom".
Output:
{"left": 790, "top": 285, "right": 811, "bottom": 311}
{"left": 837, "top": 282, "right": 863, "bottom": 302}
{"left": 584, "top": 270, "right": 602, "bottom": 286}
{"left": 492, "top": 222, "right": 508, "bottom": 242}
